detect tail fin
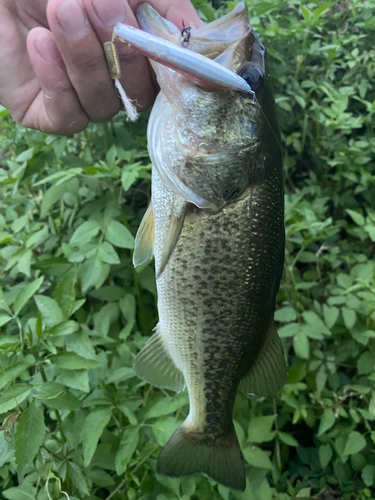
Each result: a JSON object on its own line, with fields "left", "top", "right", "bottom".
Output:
{"left": 156, "top": 423, "right": 246, "bottom": 491}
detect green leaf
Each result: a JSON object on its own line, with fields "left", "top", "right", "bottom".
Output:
{"left": 277, "top": 431, "right": 298, "bottom": 447}
{"left": 13, "top": 277, "right": 44, "bottom": 316}
{"left": 242, "top": 446, "right": 273, "bottom": 469}
{"left": 70, "top": 220, "right": 101, "bottom": 246}
{"left": 67, "top": 461, "right": 89, "bottom": 496}
{"left": 56, "top": 369, "right": 90, "bottom": 393}
{"left": 151, "top": 417, "right": 179, "bottom": 446}
{"left": 0, "top": 314, "right": 12, "bottom": 327}
{"left": 97, "top": 241, "right": 120, "bottom": 265}
{"left": 274, "top": 307, "right": 297, "bottom": 322}
{"left": 0, "top": 361, "right": 34, "bottom": 391}
{"left": 54, "top": 266, "right": 78, "bottom": 317}
{"left": 80, "top": 254, "right": 103, "bottom": 293}
{"left": 293, "top": 330, "right": 309, "bottom": 359}
{"left": 323, "top": 304, "right": 339, "bottom": 329}
{"left": 115, "top": 426, "right": 140, "bottom": 474}
{"left": 248, "top": 415, "right": 276, "bottom": 443}
{"left": 41, "top": 181, "right": 69, "bottom": 218}
{"left": 15, "top": 401, "right": 46, "bottom": 480}
{"left": 3, "top": 485, "right": 37, "bottom": 500}
{"left": 35, "top": 382, "right": 81, "bottom": 410}
{"left": 318, "top": 409, "right": 335, "bottom": 435}
{"left": 34, "top": 295, "right": 65, "bottom": 327}
{"left": 49, "top": 352, "right": 99, "bottom": 370}
{"left": 82, "top": 408, "right": 112, "bottom": 467}
{"left": 362, "top": 465, "right": 375, "bottom": 487}
{"left": 0, "top": 384, "right": 31, "bottom": 414}
{"left": 342, "top": 307, "right": 356, "bottom": 329}
{"left": 145, "top": 392, "right": 189, "bottom": 420}
{"left": 121, "top": 170, "right": 138, "bottom": 191}
{"left": 105, "top": 220, "right": 135, "bottom": 249}
{"left": 319, "top": 443, "right": 333, "bottom": 468}
{"left": 343, "top": 431, "right": 366, "bottom": 455}
{"left": 346, "top": 209, "right": 365, "bottom": 226}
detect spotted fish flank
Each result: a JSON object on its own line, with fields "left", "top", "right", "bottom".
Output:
{"left": 132, "top": 2, "right": 287, "bottom": 491}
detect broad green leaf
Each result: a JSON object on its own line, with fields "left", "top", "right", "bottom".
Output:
{"left": 106, "top": 367, "right": 136, "bottom": 384}
{"left": 121, "top": 170, "right": 138, "bottom": 191}
{"left": 115, "top": 426, "right": 139, "bottom": 474}
{"left": 13, "top": 277, "right": 44, "bottom": 316}
{"left": 67, "top": 461, "right": 89, "bottom": 496}
{"left": 56, "top": 369, "right": 90, "bottom": 393}
{"left": 34, "top": 295, "right": 65, "bottom": 327}
{"left": 319, "top": 443, "right": 332, "bottom": 468}
{"left": 145, "top": 392, "right": 189, "bottom": 420}
{"left": 277, "top": 431, "right": 298, "bottom": 447}
{"left": 248, "top": 415, "right": 276, "bottom": 443}
{"left": 317, "top": 409, "right": 335, "bottom": 435}
{"left": 323, "top": 304, "right": 339, "bottom": 329}
{"left": 35, "top": 381, "right": 81, "bottom": 410}
{"left": 70, "top": 220, "right": 101, "bottom": 246}
{"left": 97, "top": 241, "right": 120, "bottom": 265}
{"left": 82, "top": 408, "right": 112, "bottom": 467}
{"left": 105, "top": 220, "right": 135, "bottom": 249}
{"left": 54, "top": 266, "right": 78, "bottom": 317}
{"left": 15, "top": 401, "right": 46, "bottom": 480}
{"left": 0, "top": 384, "right": 31, "bottom": 414}
{"left": 80, "top": 254, "right": 103, "bottom": 293}
{"left": 41, "top": 181, "right": 69, "bottom": 218}
{"left": 242, "top": 446, "right": 273, "bottom": 469}
{"left": 293, "top": 331, "right": 309, "bottom": 359}
{"left": 346, "top": 209, "right": 365, "bottom": 226}
{"left": 362, "top": 465, "right": 375, "bottom": 487}
{"left": 49, "top": 352, "right": 99, "bottom": 370}
{"left": 118, "top": 404, "right": 137, "bottom": 425}
{"left": 0, "top": 335, "right": 20, "bottom": 352}
{"left": 342, "top": 307, "right": 356, "bottom": 330}
{"left": 343, "top": 431, "right": 366, "bottom": 455}
{"left": 274, "top": 307, "right": 297, "bottom": 322}
{"left": 0, "top": 314, "right": 12, "bottom": 327}
{"left": 3, "top": 485, "right": 37, "bottom": 500}
{"left": 0, "top": 361, "right": 33, "bottom": 391}
{"left": 0, "top": 431, "right": 14, "bottom": 467}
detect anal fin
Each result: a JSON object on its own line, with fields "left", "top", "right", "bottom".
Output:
{"left": 133, "top": 203, "right": 154, "bottom": 267}
{"left": 133, "top": 325, "right": 185, "bottom": 392}
{"left": 239, "top": 322, "right": 287, "bottom": 397}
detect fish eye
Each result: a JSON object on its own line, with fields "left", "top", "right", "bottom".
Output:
{"left": 239, "top": 65, "right": 263, "bottom": 92}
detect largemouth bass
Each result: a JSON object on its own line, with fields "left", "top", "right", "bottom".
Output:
{"left": 129, "top": 2, "right": 287, "bottom": 491}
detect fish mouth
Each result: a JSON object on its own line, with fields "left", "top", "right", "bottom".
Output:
{"left": 113, "top": 2, "right": 262, "bottom": 95}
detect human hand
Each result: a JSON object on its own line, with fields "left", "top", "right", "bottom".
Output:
{"left": 0, "top": 0, "right": 203, "bottom": 135}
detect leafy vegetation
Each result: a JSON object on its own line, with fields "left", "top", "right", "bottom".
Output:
{"left": 0, "top": 0, "right": 374, "bottom": 498}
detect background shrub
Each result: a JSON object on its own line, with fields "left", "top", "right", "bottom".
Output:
{"left": 0, "top": 0, "right": 374, "bottom": 499}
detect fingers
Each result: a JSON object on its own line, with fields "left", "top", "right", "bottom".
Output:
{"left": 27, "top": 27, "right": 89, "bottom": 134}
{"left": 46, "top": 0, "right": 156, "bottom": 122}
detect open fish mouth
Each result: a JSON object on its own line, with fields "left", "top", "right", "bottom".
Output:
{"left": 113, "top": 2, "right": 263, "bottom": 96}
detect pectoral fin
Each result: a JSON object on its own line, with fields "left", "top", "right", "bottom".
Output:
{"left": 156, "top": 202, "right": 186, "bottom": 279}
{"left": 133, "top": 324, "right": 185, "bottom": 392}
{"left": 133, "top": 204, "right": 154, "bottom": 267}
{"left": 239, "top": 322, "right": 287, "bottom": 397}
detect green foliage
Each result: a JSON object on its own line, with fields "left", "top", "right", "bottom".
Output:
{"left": 0, "top": 0, "right": 374, "bottom": 498}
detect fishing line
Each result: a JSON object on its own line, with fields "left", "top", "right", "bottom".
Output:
{"left": 254, "top": 94, "right": 284, "bottom": 159}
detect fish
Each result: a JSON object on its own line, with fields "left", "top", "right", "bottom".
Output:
{"left": 127, "top": 2, "right": 287, "bottom": 491}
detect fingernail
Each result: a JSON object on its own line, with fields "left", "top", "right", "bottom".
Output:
{"left": 92, "top": 0, "right": 127, "bottom": 28}
{"left": 57, "top": 0, "right": 90, "bottom": 39}
{"left": 35, "top": 34, "right": 61, "bottom": 64}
